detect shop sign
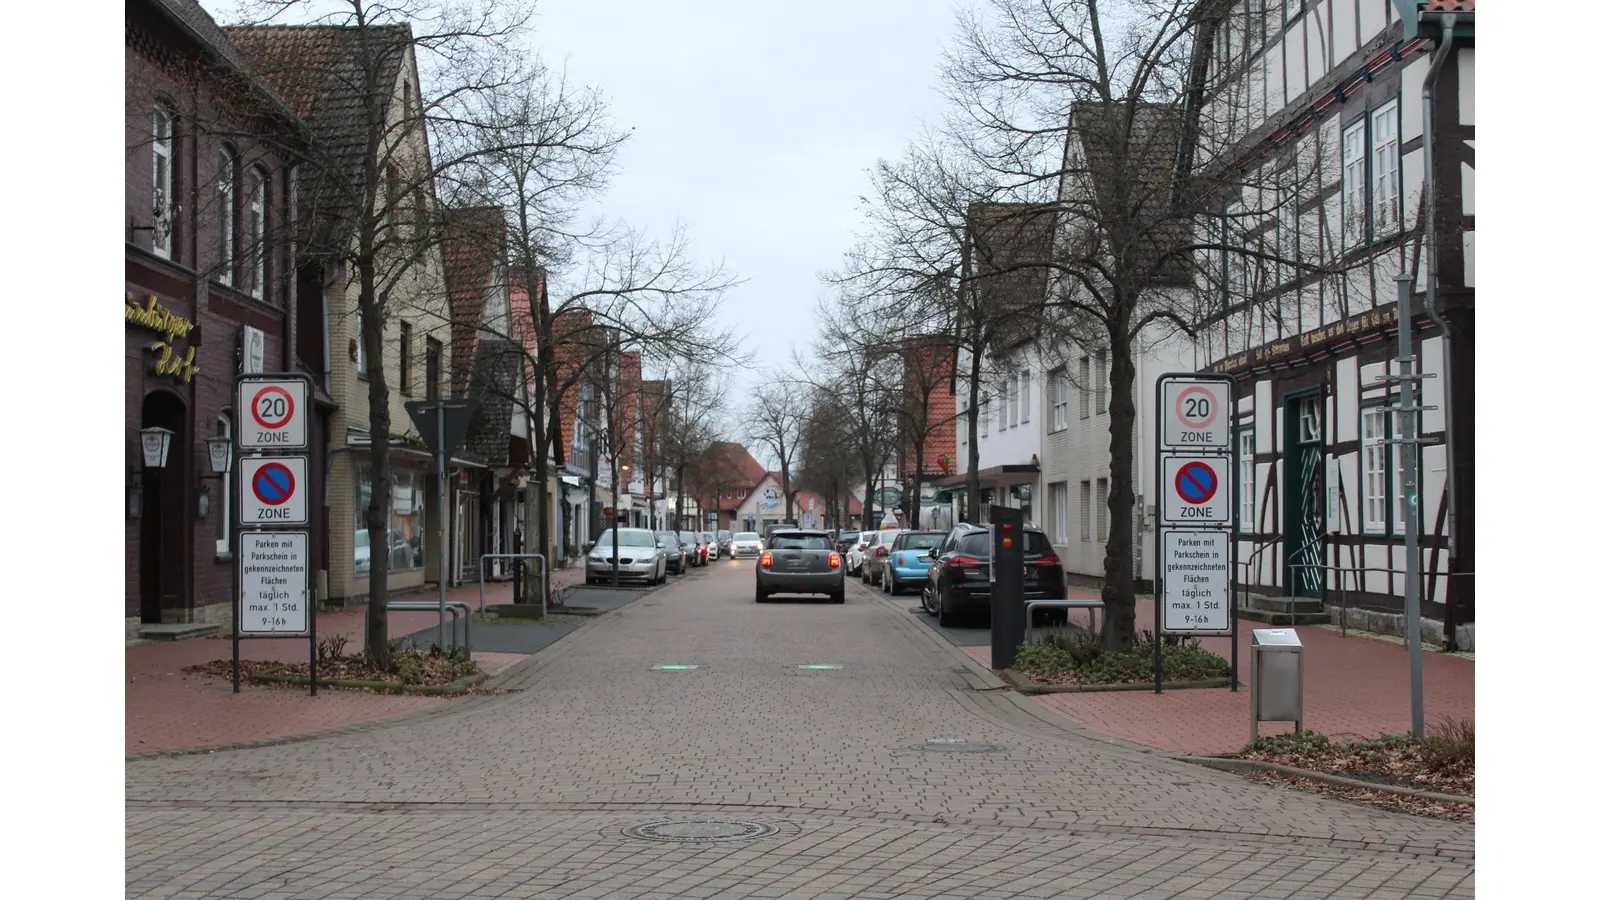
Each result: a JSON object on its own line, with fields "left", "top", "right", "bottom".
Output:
{"left": 126, "top": 292, "right": 198, "bottom": 384}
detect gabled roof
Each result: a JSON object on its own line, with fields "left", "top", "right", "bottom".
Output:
{"left": 461, "top": 337, "right": 523, "bottom": 466}
{"left": 223, "top": 23, "right": 414, "bottom": 255}
{"left": 1063, "top": 101, "right": 1189, "bottom": 285}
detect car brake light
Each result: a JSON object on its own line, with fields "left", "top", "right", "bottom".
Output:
{"left": 1034, "top": 554, "right": 1062, "bottom": 568}
{"left": 829, "top": 552, "right": 840, "bottom": 568}
{"left": 760, "top": 552, "right": 772, "bottom": 568}
{"left": 947, "top": 555, "right": 982, "bottom": 569}
{"left": 875, "top": 547, "right": 887, "bottom": 557}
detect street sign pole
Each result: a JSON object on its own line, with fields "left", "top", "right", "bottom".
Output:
{"left": 437, "top": 400, "right": 448, "bottom": 650}
{"left": 1396, "top": 275, "right": 1424, "bottom": 738}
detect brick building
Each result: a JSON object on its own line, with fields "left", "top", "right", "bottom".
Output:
{"left": 125, "top": 0, "right": 314, "bottom": 636}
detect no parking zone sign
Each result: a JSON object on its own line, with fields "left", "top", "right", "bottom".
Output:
{"left": 240, "top": 456, "right": 309, "bottom": 525}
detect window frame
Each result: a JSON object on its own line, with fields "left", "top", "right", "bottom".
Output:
{"left": 355, "top": 310, "right": 369, "bottom": 378}
{"left": 247, "top": 166, "right": 268, "bottom": 299}
{"left": 398, "top": 321, "right": 413, "bottom": 395}
{"left": 997, "top": 379, "right": 1009, "bottom": 431}
{"left": 1049, "top": 367, "right": 1069, "bottom": 432}
{"left": 1019, "top": 368, "right": 1031, "bottom": 424}
{"left": 1095, "top": 478, "right": 1109, "bottom": 542}
{"left": 425, "top": 337, "right": 443, "bottom": 400}
{"left": 1078, "top": 357, "right": 1091, "bottom": 420}
{"left": 1341, "top": 117, "right": 1367, "bottom": 250}
{"left": 217, "top": 148, "right": 237, "bottom": 286}
{"left": 1360, "top": 403, "right": 1390, "bottom": 535}
{"left": 1370, "top": 97, "right": 1402, "bottom": 239}
{"left": 152, "top": 106, "right": 175, "bottom": 258}
{"left": 1237, "top": 428, "right": 1256, "bottom": 534}
{"left": 1079, "top": 479, "right": 1092, "bottom": 542}
{"left": 1095, "top": 351, "right": 1108, "bottom": 415}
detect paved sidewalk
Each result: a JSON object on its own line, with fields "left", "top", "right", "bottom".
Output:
{"left": 951, "top": 597, "right": 1474, "bottom": 755}
{"left": 126, "top": 569, "right": 587, "bottom": 756}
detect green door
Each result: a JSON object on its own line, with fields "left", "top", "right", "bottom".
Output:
{"left": 1282, "top": 392, "right": 1325, "bottom": 599}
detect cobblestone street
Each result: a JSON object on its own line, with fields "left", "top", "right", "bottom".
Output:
{"left": 127, "top": 562, "right": 1474, "bottom": 898}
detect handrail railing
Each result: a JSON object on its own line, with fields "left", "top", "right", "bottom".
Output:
{"left": 387, "top": 600, "right": 470, "bottom": 657}
{"left": 1287, "top": 562, "right": 1408, "bottom": 640}
{"left": 1244, "top": 533, "right": 1282, "bottom": 589}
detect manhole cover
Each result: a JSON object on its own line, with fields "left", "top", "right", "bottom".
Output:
{"left": 621, "top": 820, "right": 781, "bottom": 843}
{"left": 909, "top": 739, "right": 1004, "bottom": 754}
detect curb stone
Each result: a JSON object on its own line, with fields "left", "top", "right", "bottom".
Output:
{"left": 1178, "top": 755, "right": 1475, "bottom": 805}
{"left": 997, "top": 668, "right": 1232, "bottom": 694}
{"left": 248, "top": 667, "right": 490, "bottom": 695}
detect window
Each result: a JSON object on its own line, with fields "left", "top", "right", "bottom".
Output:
{"left": 247, "top": 167, "right": 268, "bottom": 299}
{"left": 1095, "top": 351, "right": 1108, "bottom": 414}
{"left": 1079, "top": 480, "right": 1092, "bottom": 541}
{"left": 355, "top": 466, "right": 426, "bottom": 574}
{"left": 1049, "top": 368, "right": 1069, "bottom": 432}
{"left": 152, "top": 106, "right": 174, "bottom": 258}
{"left": 399, "top": 322, "right": 413, "bottom": 394}
{"left": 217, "top": 150, "right": 236, "bottom": 285}
{"left": 738, "top": 488, "right": 747, "bottom": 500}
{"left": 1361, "top": 407, "right": 1388, "bottom": 533}
{"left": 1096, "top": 478, "right": 1109, "bottom": 541}
{"left": 1078, "top": 357, "right": 1091, "bottom": 419}
{"left": 997, "top": 379, "right": 1009, "bottom": 430}
{"left": 215, "top": 414, "right": 233, "bottom": 554}
{"left": 355, "top": 311, "right": 368, "bottom": 377}
{"left": 1238, "top": 429, "right": 1256, "bottom": 533}
{"left": 981, "top": 393, "right": 990, "bottom": 437}
{"left": 1341, "top": 118, "right": 1367, "bottom": 248}
{"left": 1371, "top": 100, "right": 1401, "bottom": 237}
{"left": 1019, "top": 369, "right": 1030, "bottom": 423}
{"left": 1299, "top": 399, "right": 1322, "bottom": 443}
{"left": 425, "top": 337, "right": 442, "bottom": 400}
{"left": 1049, "top": 481, "right": 1068, "bottom": 544}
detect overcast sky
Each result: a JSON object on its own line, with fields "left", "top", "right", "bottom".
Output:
{"left": 525, "top": 0, "right": 958, "bottom": 423}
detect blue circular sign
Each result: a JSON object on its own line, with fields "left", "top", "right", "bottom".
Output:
{"left": 1174, "top": 461, "right": 1218, "bottom": 505}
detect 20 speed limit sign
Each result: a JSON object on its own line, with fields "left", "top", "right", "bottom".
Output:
{"left": 1161, "top": 379, "right": 1231, "bottom": 450}
{"left": 238, "top": 378, "right": 308, "bottom": 449}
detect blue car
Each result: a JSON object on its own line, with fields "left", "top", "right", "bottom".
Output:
{"left": 881, "top": 530, "right": 947, "bottom": 596}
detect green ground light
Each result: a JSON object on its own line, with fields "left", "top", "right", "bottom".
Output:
{"left": 798, "top": 664, "right": 841, "bottom": 670}
{"left": 653, "top": 665, "right": 699, "bottom": 670}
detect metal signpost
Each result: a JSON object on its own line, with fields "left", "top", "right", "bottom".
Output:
{"left": 1154, "top": 373, "right": 1239, "bottom": 693}
{"left": 405, "top": 399, "right": 479, "bottom": 650}
{"left": 1389, "top": 275, "right": 1428, "bottom": 738}
{"left": 232, "top": 373, "right": 318, "bottom": 695}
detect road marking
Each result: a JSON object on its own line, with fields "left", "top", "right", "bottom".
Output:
{"left": 652, "top": 665, "right": 699, "bottom": 670}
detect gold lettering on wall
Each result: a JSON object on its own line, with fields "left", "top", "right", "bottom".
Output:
{"left": 127, "top": 293, "right": 199, "bottom": 384}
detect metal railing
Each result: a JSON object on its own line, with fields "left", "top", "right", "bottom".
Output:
{"left": 1286, "top": 562, "right": 1411, "bottom": 639}
{"left": 478, "top": 553, "right": 548, "bottom": 617}
{"left": 1022, "top": 599, "right": 1106, "bottom": 645}
{"left": 387, "top": 600, "right": 471, "bottom": 657}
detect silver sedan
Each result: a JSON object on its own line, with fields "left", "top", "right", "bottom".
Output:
{"left": 585, "top": 528, "right": 667, "bottom": 585}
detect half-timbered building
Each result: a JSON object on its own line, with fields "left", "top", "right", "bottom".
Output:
{"left": 1188, "top": 0, "right": 1474, "bottom": 648}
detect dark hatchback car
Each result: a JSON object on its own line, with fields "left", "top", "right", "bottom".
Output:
{"left": 921, "top": 523, "right": 1064, "bottom": 626}
{"left": 755, "top": 529, "right": 845, "bottom": 603}
{"left": 833, "top": 530, "right": 859, "bottom": 555}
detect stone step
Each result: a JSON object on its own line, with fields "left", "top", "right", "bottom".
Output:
{"left": 1244, "top": 594, "right": 1327, "bottom": 614}
{"left": 139, "top": 622, "right": 221, "bottom": 641}
{"left": 1236, "top": 606, "right": 1332, "bottom": 626}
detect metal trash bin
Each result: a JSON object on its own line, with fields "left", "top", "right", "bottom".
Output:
{"left": 1251, "top": 628, "right": 1303, "bottom": 741}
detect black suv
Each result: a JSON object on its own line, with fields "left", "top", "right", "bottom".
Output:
{"left": 921, "top": 522, "right": 1065, "bottom": 626}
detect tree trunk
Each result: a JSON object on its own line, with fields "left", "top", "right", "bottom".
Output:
{"left": 675, "top": 464, "right": 687, "bottom": 534}
{"left": 358, "top": 253, "right": 392, "bottom": 670}
{"left": 608, "top": 450, "right": 621, "bottom": 587}
{"left": 782, "top": 467, "right": 794, "bottom": 521}
{"left": 1100, "top": 316, "right": 1139, "bottom": 652}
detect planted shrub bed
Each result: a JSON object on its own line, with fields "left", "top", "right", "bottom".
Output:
{"left": 1012, "top": 630, "right": 1231, "bottom": 686}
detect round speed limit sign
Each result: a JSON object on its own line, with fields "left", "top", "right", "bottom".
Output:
{"left": 237, "top": 378, "right": 308, "bottom": 449}
{"left": 1162, "top": 378, "right": 1231, "bottom": 450}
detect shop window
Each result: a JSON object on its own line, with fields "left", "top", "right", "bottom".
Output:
{"left": 355, "top": 465, "right": 426, "bottom": 575}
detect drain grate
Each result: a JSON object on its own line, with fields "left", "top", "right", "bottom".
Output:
{"left": 621, "top": 820, "right": 781, "bottom": 843}
{"left": 909, "top": 739, "right": 1004, "bottom": 754}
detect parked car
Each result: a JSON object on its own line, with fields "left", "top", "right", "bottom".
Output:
{"left": 699, "top": 532, "right": 719, "bottom": 561}
{"left": 860, "top": 529, "right": 902, "bottom": 586}
{"left": 845, "top": 532, "right": 873, "bottom": 576}
{"left": 755, "top": 529, "right": 845, "bottom": 603}
{"left": 922, "top": 523, "right": 1064, "bottom": 626}
{"left": 833, "top": 530, "right": 859, "bottom": 556}
{"left": 677, "top": 531, "right": 703, "bottom": 567}
{"left": 354, "top": 529, "right": 412, "bottom": 576}
{"left": 881, "top": 530, "right": 947, "bottom": 596}
{"left": 655, "top": 530, "right": 687, "bottom": 574}
{"left": 585, "top": 528, "right": 668, "bottom": 585}
{"left": 728, "top": 531, "right": 763, "bottom": 559}
{"left": 716, "top": 529, "right": 733, "bottom": 557}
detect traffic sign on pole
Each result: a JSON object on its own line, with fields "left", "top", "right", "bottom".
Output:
{"left": 238, "top": 531, "right": 310, "bottom": 634}
{"left": 240, "top": 456, "right": 309, "bottom": 525}
{"left": 1161, "top": 456, "right": 1231, "bottom": 526}
{"left": 237, "top": 378, "right": 309, "bottom": 449}
{"left": 1161, "top": 530, "right": 1231, "bottom": 633}
{"left": 1161, "top": 379, "right": 1232, "bottom": 450}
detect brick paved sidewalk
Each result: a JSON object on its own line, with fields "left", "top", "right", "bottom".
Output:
{"left": 954, "top": 597, "right": 1474, "bottom": 756}
{"left": 127, "top": 568, "right": 587, "bottom": 756}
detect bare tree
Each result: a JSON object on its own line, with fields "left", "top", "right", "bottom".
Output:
{"left": 745, "top": 378, "right": 809, "bottom": 522}
{"left": 796, "top": 388, "right": 857, "bottom": 531}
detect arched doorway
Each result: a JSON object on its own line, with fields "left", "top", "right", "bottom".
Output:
{"left": 140, "top": 391, "right": 189, "bottom": 623}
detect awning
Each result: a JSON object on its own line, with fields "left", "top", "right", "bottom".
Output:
{"left": 930, "top": 462, "right": 1039, "bottom": 489}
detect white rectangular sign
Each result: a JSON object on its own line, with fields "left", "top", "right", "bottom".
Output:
{"left": 1162, "top": 379, "right": 1232, "bottom": 450}
{"left": 1162, "top": 530, "right": 1232, "bottom": 633}
{"left": 239, "top": 456, "right": 309, "bottom": 525}
{"left": 1161, "top": 455, "right": 1232, "bottom": 526}
{"left": 238, "top": 531, "right": 310, "bottom": 634}
{"left": 237, "top": 378, "right": 309, "bottom": 449}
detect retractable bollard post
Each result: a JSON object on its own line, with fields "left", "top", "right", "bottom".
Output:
{"left": 988, "top": 505, "right": 1026, "bottom": 670}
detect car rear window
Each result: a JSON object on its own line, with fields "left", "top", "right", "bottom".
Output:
{"left": 898, "top": 532, "right": 944, "bottom": 551}
{"left": 954, "top": 531, "right": 1054, "bottom": 557}
{"left": 770, "top": 533, "right": 831, "bottom": 550}
{"left": 734, "top": 533, "right": 759, "bottom": 541}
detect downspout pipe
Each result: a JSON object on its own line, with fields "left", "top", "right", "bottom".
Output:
{"left": 1420, "top": 13, "right": 1459, "bottom": 649}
